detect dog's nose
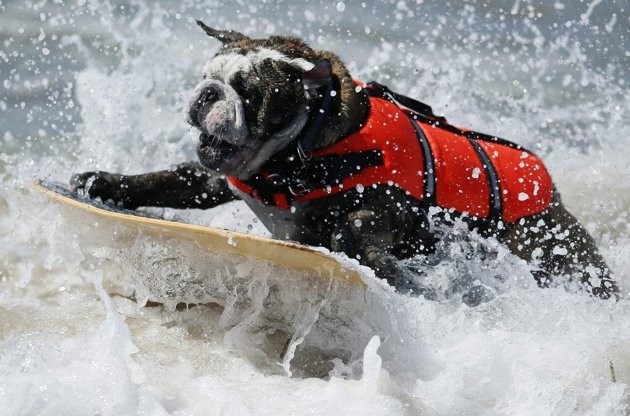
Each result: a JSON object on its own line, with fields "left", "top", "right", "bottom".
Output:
{"left": 188, "top": 87, "right": 219, "bottom": 128}
{"left": 198, "top": 88, "right": 218, "bottom": 107}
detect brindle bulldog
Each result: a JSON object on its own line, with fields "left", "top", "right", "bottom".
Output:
{"left": 71, "top": 21, "right": 619, "bottom": 301}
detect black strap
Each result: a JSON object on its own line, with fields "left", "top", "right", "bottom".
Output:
{"left": 365, "top": 81, "right": 447, "bottom": 123}
{"left": 291, "top": 150, "right": 383, "bottom": 196}
{"left": 248, "top": 150, "right": 384, "bottom": 203}
{"left": 405, "top": 109, "right": 529, "bottom": 154}
{"left": 287, "top": 150, "right": 383, "bottom": 196}
{"left": 366, "top": 81, "right": 531, "bottom": 154}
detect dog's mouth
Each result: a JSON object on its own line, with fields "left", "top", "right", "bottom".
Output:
{"left": 196, "top": 132, "right": 248, "bottom": 175}
{"left": 197, "top": 132, "right": 240, "bottom": 154}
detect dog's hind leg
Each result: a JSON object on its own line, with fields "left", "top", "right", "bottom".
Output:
{"left": 70, "top": 162, "right": 237, "bottom": 209}
{"left": 501, "top": 193, "right": 619, "bottom": 299}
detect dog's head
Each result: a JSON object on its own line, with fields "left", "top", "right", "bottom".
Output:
{"left": 187, "top": 21, "right": 367, "bottom": 180}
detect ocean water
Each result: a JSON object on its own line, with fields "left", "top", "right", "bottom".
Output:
{"left": 1, "top": 0, "right": 629, "bottom": 414}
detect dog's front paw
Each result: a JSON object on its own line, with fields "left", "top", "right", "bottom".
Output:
{"left": 70, "top": 171, "right": 129, "bottom": 206}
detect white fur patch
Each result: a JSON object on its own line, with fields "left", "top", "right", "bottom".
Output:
{"left": 202, "top": 48, "right": 315, "bottom": 82}
{"left": 252, "top": 48, "right": 314, "bottom": 71}
{"left": 202, "top": 54, "right": 252, "bottom": 82}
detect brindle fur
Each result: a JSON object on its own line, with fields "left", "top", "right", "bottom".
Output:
{"left": 71, "top": 23, "right": 619, "bottom": 300}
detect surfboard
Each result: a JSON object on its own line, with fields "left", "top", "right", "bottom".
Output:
{"left": 33, "top": 180, "right": 372, "bottom": 369}
{"left": 32, "top": 180, "right": 364, "bottom": 287}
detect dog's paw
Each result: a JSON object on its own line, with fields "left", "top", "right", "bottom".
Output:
{"left": 70, "top": 171, "right": 128, "bottom": 205}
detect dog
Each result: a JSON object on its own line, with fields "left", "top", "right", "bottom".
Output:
{"left": 71, "top": 21, "right": 619, "bottom": 301}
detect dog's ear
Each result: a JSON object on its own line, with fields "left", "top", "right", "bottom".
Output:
{"left": 302, "top": 59, "right": 332, "bottom": 90}
{"left": 196, "top": 20, "right": 249, "bottom": 43}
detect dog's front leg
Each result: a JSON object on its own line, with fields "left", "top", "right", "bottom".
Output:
{"left": 70, "top": 162, "right": 237, "bottom": 209}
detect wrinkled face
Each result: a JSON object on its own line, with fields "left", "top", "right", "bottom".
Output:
{"left": 187, "top": 47, "right": 316, "bottom": 179}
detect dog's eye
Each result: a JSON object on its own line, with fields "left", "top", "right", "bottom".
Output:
{"left": 241, "top": 89, "right": 259, "bottom": 105}
{"left": 244, "top": 94, "right": 257, "bottom": 104}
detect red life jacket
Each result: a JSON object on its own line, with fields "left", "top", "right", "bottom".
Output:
{"left": 228, "top": 82, "right": 553, "bottom": 223}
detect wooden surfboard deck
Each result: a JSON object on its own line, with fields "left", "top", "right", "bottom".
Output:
{"left": 32, "top": 180, "right": 364, "bottom": 286}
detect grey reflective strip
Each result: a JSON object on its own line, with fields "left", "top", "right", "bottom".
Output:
{"left": 409, "top": 117, "right": 436, "bottom": 201}
{"left": 466, "top": 137, "right": 503, "bottom": 220}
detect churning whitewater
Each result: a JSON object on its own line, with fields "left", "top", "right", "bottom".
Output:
{"left": 1, "top": 0, "right": 629, "bottom": 415}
